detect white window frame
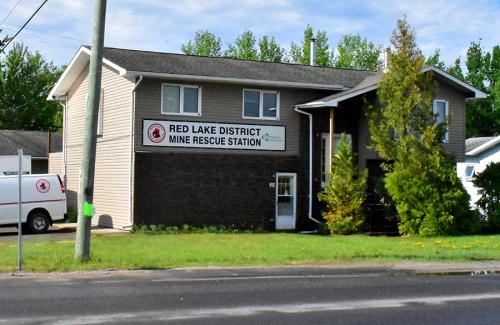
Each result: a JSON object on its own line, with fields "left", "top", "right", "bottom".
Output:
{"left": 433, "top": 99, "right": 449, "bottom": 143}
{"left": 464, "top": 164, "right": 476, "bottom": 180}
{"left": 161, "top": 83, "right": 202, "bottom": 116}
{"left": 242, "top": 89, "right": 280, "bottom": 120}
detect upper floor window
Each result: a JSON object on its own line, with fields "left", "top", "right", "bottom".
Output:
{"left": 243, "top": 89, "right": 279, "bottom": 120}
{"left": 433, "top": 99, "right": 449, "bottom": 142}
{"left": 161, "top": 84, "right": 201, "bottom": 116}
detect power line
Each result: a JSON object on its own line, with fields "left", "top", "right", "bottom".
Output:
{"left": 0, "top": 0, "right": 48, "bottom": 52}
{"left": 4, "top": 22, "right": 87, "bottom": 43}
{"left": 1, "top": 25, "right": 85, "bottom": 46}
{"left": 0, "top": 0, "right": 23, "bottom": 26}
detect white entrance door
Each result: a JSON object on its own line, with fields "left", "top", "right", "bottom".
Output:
{"left": 275, "top": 173, "right": 296, "bottom": 230}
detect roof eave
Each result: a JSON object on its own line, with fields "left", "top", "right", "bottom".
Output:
{"left": 296, "top": 84, "right": 379, "bottom": 109}
{"left": 124, "top": 70, "right": 347, "bottom": 90}
{"left": 466, "top": 136, "right": 500, "bottom": 156}
{"left": 422, "top": 66, "right": 488, "bottom": 99}
{"left": 48, "top": 46, "right": 127, "bottom": 100}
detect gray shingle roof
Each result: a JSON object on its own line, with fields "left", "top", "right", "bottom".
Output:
{"left": 93, "top": 46, "right": 377, "bottom": 89}
{"left": 0, "top": 130, "right": 49, "bottom": 157}
{"left": 310, "top": 72, "right": 383, "bottom": 103}
{"left": 466, "top": 137, "right": 495, "bottom": 153}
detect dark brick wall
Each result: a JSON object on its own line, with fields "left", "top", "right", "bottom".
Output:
{"left": 134, "top": 150, "right": 315, "bottom": 230}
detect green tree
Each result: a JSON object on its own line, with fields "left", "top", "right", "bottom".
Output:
{"left": 367, "top": 18, "right": 476, "bottom": 236}
{"left": 332, "top": 34, "right": 382, "bottom": 70}
{"left": 258, "top": 35, "right": 285, "bottom": 63}
{"left": 425, "top": 49, "right": 447, "bottom": 70}
{"left": 318, "top": 134, "right": 368, "bottom": 235}
{"left": 290, "top": 25, "right": 331, "bottom": 66}
{"left": 463, "top": 42, "right": 500, "bottom": 137}
{"left": 473, "top": 162, "right": 500, "bottom": 231}
{"left": 0, "top": 43, "right": 62, "bottom": 131}
{"left": 181, "top": 30, "right": 222, "bottom": 57}
{"left": 224, "top": 30, "right": 258, "bottom": 60}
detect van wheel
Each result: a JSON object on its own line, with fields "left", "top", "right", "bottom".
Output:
{"left": 27, "top": 211, "right": 50, "bottom": 234}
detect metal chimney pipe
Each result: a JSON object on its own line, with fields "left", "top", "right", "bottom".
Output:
{"left": 383, "top": 47, "right": 391, "bottom": 72}
{"left": 310, "top": 37, "right": 316, "bottom": 66}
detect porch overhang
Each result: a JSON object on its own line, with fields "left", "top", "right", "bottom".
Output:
{"left": 296, "top": 66, "right": 488, "bottom": 110}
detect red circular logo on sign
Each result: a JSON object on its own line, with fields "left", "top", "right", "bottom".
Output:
{"left": 147, "top": 123, "right": 166, "bottom": 143}
{"left": 36, "top": 179, "right": 50, "bottom": 193}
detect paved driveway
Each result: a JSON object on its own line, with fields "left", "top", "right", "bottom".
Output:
{"left": 0, "top": 223, "right": 126, "bottom": 242}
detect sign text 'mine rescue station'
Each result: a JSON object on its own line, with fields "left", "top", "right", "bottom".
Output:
{"left": 143, "top": 120, "right": 285, "bottom": 151}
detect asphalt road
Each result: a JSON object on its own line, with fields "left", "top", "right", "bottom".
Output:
{"left": 0, "top": 267, "right": 499, "bottom": 324}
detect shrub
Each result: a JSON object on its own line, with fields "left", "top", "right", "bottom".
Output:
{"left": 473, "top": 162, "right": 500, "bottom": 231}
{"left": 384, "top": 147, "right": 479, "bottom": 236}
{"left": 318, "top": 133, "right": 368, "bottom": 235}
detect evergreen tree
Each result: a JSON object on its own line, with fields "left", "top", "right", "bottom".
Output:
{"left": 181, "top": 30, "right": 222, "bottom": 57}
{"left": 318, "top": 134, "right": 367, "bottom": 235}
{"left": 367, "top": 18, "right": 477, "bottom": 236}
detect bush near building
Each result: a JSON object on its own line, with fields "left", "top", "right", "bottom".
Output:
{"left": 318, "top": 133, "right": 368, "bottom": 235}
{"left": 473, "top": 162, "right": 500, "bottom": 232}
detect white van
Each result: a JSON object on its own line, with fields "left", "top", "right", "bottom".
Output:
{"left": 0, "top": 174, "right": 67, "bottom": 233}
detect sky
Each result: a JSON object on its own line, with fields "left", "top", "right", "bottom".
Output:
{"left": 0, "top": 0, "right": 499, "bottom": 68}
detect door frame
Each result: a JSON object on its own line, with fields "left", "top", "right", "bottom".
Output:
{"left": 275, "top": 172, "right": 297, "bottom": 230}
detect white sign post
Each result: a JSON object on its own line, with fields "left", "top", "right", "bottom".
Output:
{"left": 143, "top": 120, "right": 286, "bottom": 151}
{"left": 17, "top": 149, "right": 23, "bottom": 273}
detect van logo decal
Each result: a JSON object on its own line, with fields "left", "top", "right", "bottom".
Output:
{"left": 36, "top": 179, "right": 50, "bottom": 193}
{"left": 147, "top": 123, "right": 166, "bottom": 143}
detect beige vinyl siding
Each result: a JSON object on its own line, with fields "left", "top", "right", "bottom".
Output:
{"left": 48, "top": 152, "right": 62, "bottom": 176}
{"left": 64, "top": 63, "right": 134, "bottom": 228}
{"left": 134, "top": 79, "right": 329, "bottom": 156}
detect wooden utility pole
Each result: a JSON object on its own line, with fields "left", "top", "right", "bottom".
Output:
{"left": 75, "top": 0, "right": 107, "bottom": 261}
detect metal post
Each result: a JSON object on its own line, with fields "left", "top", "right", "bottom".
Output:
{"left": 17, "top": 149, "right": 23, "bottom": 272}
{"left": 75, "top": 0, "right": 107, "bottom": 261}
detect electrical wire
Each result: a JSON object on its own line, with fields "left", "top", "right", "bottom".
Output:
{"left": 0, "top": 0, "right": 48, "bottom": 52}
{"left": 0, "top": 0, "right": 23, "bottom": 26}
{"left": 4, "top": 22, "right": 87, "bottom": 43}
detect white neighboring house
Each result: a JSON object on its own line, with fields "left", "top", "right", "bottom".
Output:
{"left": 457, "top": 135, "right": 500, "bottom": 208}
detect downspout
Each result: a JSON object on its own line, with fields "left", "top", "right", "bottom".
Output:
{"left": 294, "top": 106, "right": 320, "bottom": 224}
{"left": 125, "top": 75, "right": 143, "bottom": 229}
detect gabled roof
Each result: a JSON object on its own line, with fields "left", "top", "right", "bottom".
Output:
{"left": 466, "top": 136, "right": 500, "bottom": 156}
{"left": 0, "top": 130, "right": 49, "bottom": 158}
{"left": 49, "top": 46, "right": 378, "bottom": 99}
{"left": 296, "top": 66, "right": 488, "bottom": 109}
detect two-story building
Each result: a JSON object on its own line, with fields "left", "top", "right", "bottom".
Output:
{"left": 48, "top": 45, "right": 486, "bottom": 230}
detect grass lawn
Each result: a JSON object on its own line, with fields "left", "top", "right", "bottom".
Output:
{"left": 1, "top": 233, "right": 500, "bottom": 273}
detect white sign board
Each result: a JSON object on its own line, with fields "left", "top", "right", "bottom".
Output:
{"left": 143, "top": 120, "right": 285, "bottom": 151}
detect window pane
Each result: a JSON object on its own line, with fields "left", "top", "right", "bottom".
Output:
{"left": 244, "top": 90, "right": 260, "bottom": 117}
{"left": 263, "top": 92, "right": 277, "bottom": 118}
{"left": 163, "top": 85, "right": 180, "bottom": 113}
{"left": 465, "top": 165, "right": 475, "bottom": 178}
{"left": 183, "top": 87, "right": 199, "bottom": 113}
{"left": 434, "top": 101, "right": 446, "bottom": 124}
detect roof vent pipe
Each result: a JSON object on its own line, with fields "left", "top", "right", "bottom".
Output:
{"left": 310, "top": 37, "right": 316, "bottom": 66}
{"left": 383, "top": 47, "right": 391, "bottom": 72}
